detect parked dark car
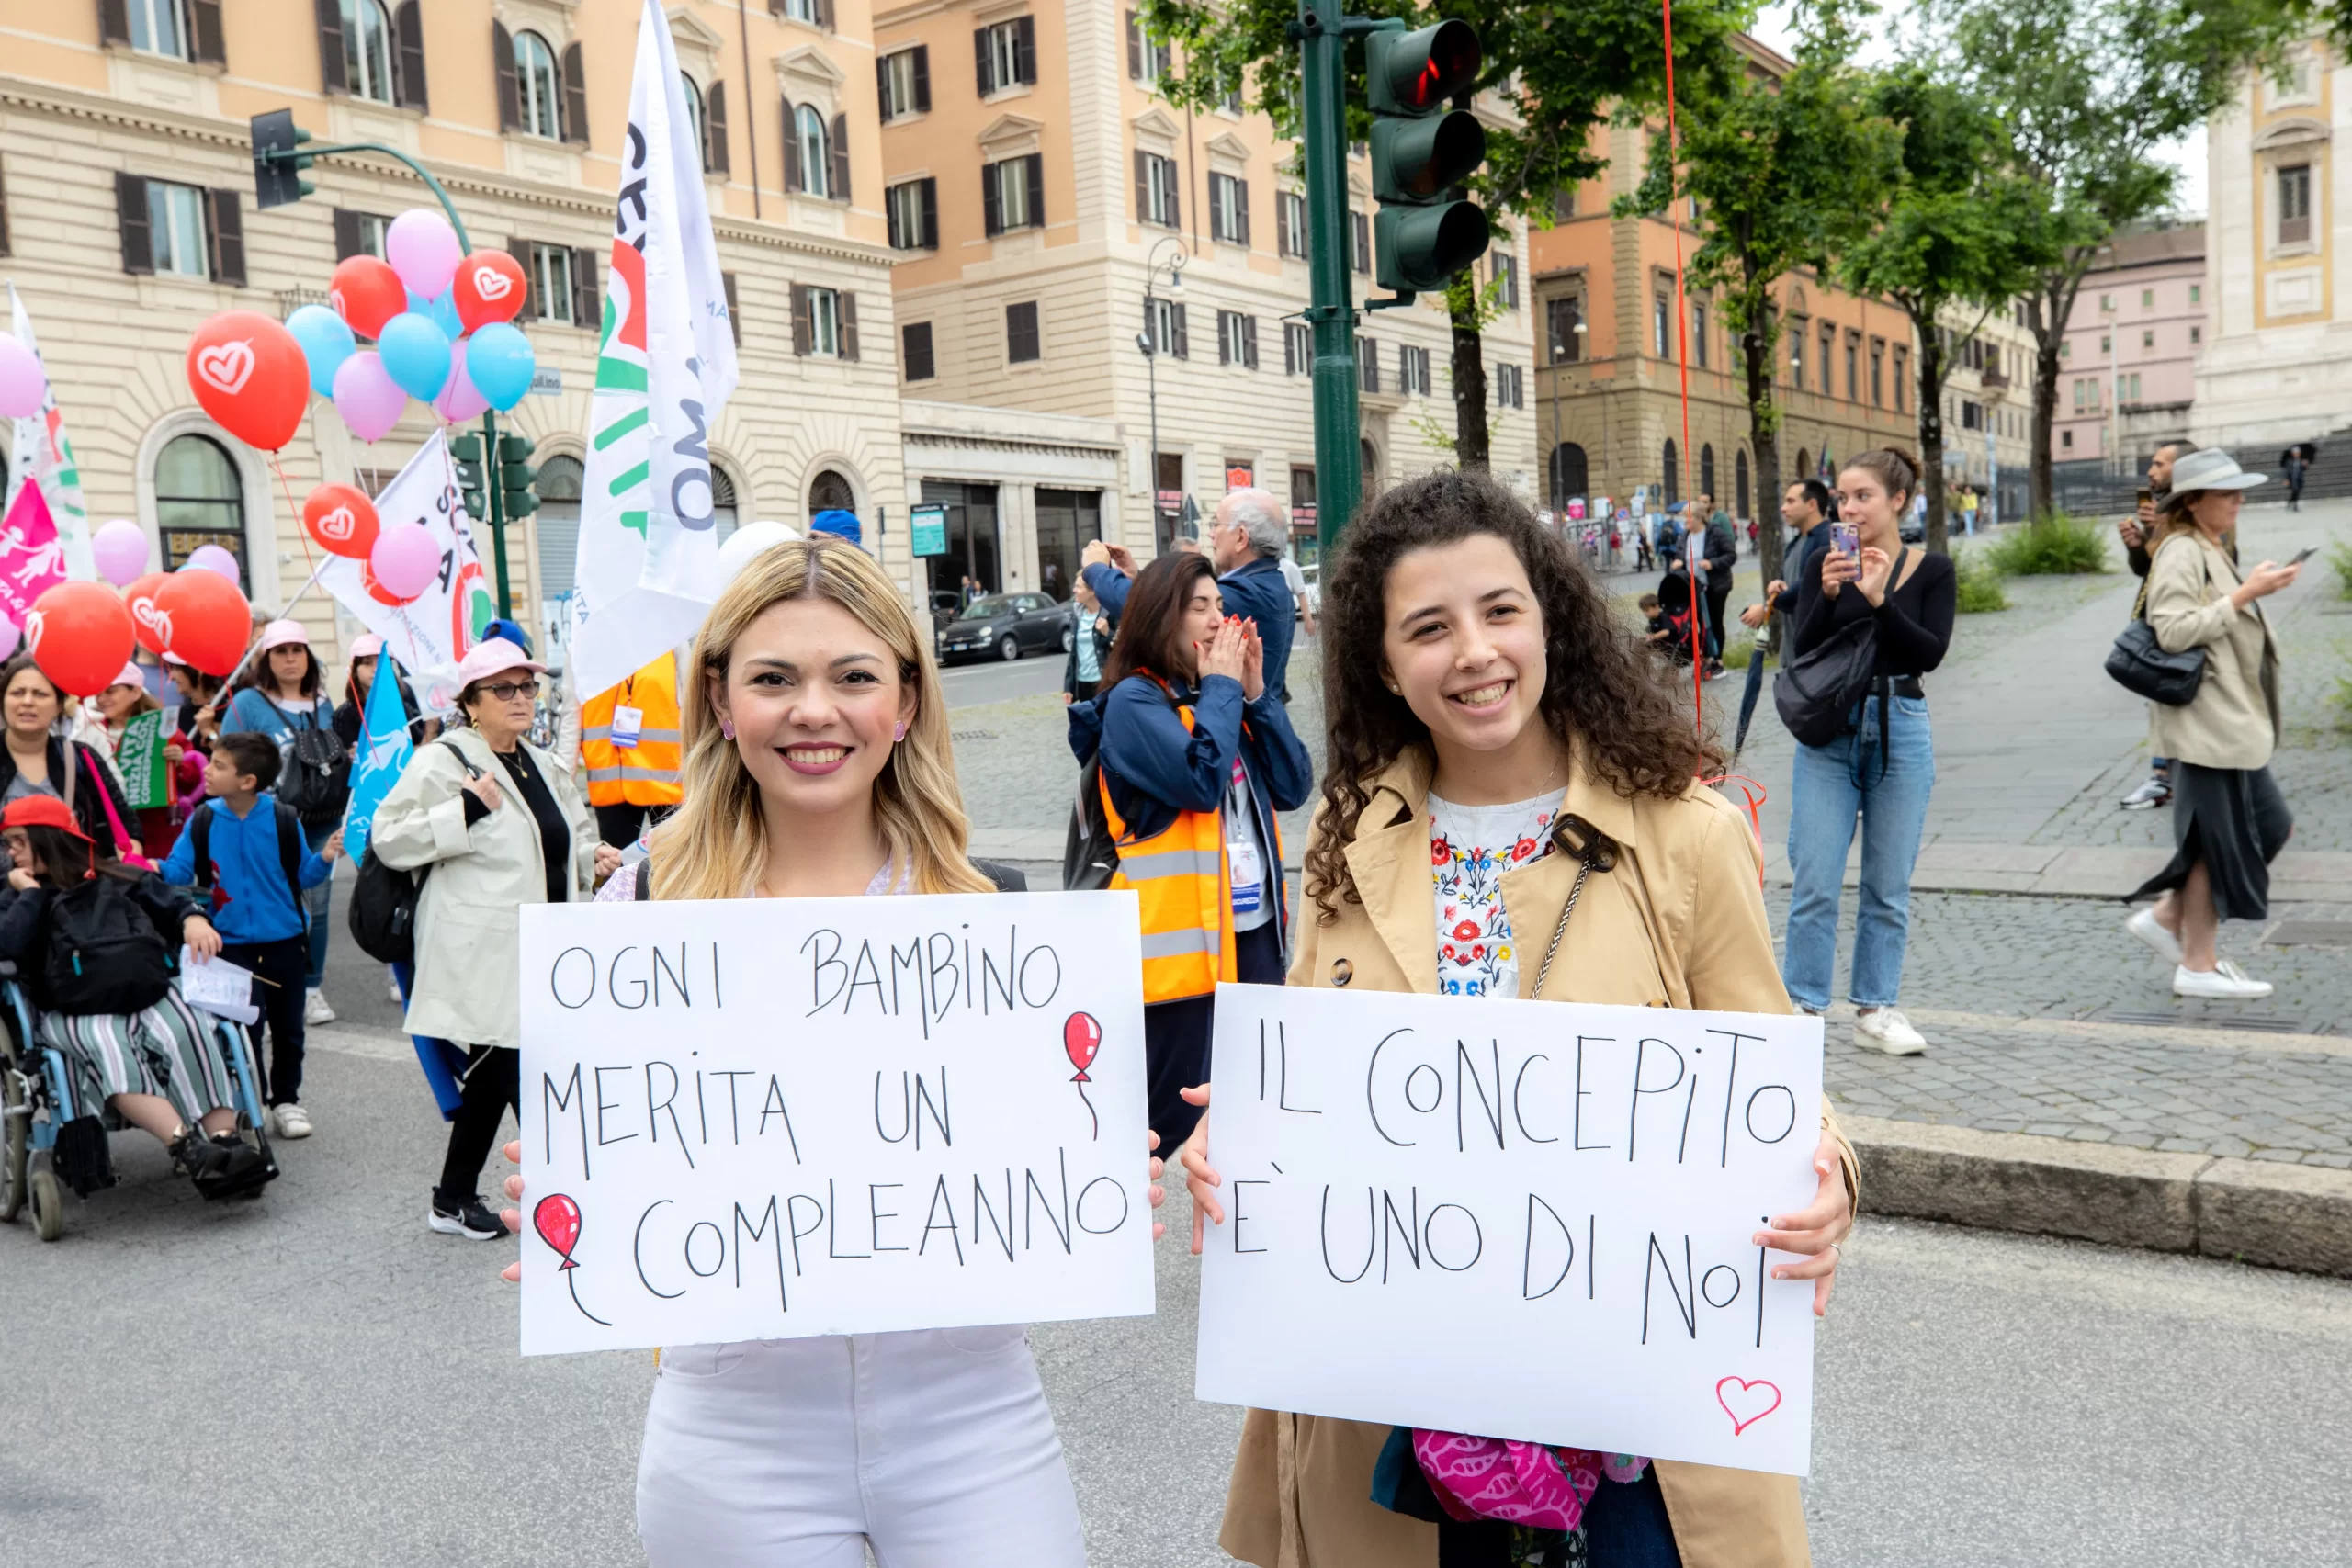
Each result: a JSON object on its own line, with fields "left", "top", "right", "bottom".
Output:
{"left": 936, "top": 592, "right": 1074, "bottom": 663}
{"left": 927, "top": 590, "right": 963, "bottom": 635}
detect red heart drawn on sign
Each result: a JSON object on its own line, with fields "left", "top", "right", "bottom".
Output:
{"left": 1715, "top": 1376, "right": 1781, "bottom": 1437}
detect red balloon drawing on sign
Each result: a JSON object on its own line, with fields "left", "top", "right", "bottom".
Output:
{"left": 1063, "top": 1010, "right": 1102, "bottom": 1140}
{"left": 533, "top": 1193, "right": 610, "bottom": 1325}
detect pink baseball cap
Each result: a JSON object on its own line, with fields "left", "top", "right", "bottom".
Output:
{"left": 257, "top": 619, "right": 311, "bottom": 653}
{"left": 452, "top": 637, "right": 546, "bottom": 689}
{"left": 349, "top": 633, "right": 385, "bottom": 659}
{"left": 108, "top": 662, "right": 145, "bottom": 690}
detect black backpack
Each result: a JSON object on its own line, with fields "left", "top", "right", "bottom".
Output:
{"left": 189, "top": 798, "right": 307, "bottom": 925}
{"left": 276, "top": 705, "right": 351, "bottom": 822}
{"left": 1062, "top": 756, "right": 1119, "bottom": 892}
{"left": 348, "top": 740, "right": 482, "bottom": 964}
{"left": 40, "top": 875, "right": 175, "bottom": 1016}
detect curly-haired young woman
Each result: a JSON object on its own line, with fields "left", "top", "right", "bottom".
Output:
{"left": 1180, "top": 470, "right": 1858, "bottom": 1568}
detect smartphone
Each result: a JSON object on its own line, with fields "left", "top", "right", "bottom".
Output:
{"left": 2136, "top": 487, "right": 2154, "bottom": 510}
{"left": 2288, "top": 546, "right": 2318, "bottom": 566}
{"left": 1832, "top": 522, "right": 1860, "bottom": 557}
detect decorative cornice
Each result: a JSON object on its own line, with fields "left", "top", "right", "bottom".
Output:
{"left": 903, "top": 431, "right": 1122, "bottom": 460}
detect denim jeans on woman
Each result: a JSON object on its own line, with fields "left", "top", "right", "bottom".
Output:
{"left": 1782, "top": 693, "right": 1935, "bottom": 1012}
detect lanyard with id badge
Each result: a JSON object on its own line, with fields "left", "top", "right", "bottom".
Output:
{"left": 1226, "top": 757, "right": 1262, "bottom": 918}
{"left": 610, "top": 678, "right": 643, "bottom": 750}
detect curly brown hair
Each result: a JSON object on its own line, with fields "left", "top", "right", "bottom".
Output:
{"left": 1304, "top": 470, "right": 1717, "bottom": 921}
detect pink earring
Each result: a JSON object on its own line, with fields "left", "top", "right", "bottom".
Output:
{"left": 893, "top": 722, "right": 907, "bottom": 742}
{"left": 720, "top": 720, "right": 736, "bottom": 740}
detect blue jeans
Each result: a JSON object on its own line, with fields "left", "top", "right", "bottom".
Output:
{"left": 1783, "top": 694, "right": 1935, "bottom": 1011}
{"left": 302, "top": 818, "right": 336, "bottom": 989}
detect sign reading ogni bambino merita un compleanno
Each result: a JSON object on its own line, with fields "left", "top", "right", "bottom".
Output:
{"left": 518, "top": 891, "right": 1152, "bottom": 1357}
{"left": 1194, "top": 984, "right": 1827, "bottom": 1476}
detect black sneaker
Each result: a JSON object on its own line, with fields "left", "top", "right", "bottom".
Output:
{"left": 428, "top": 1193, "right": 504, "bottom": 1240}
{"left": 176, "top": 1131, "right": 273, "bottom": 1199}
{"left": 172, "top": 1129, "right": 232, "bottom": 1186}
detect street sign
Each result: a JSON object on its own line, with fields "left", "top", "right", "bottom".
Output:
{"left": 911, "top": 503, "right": 947, "bottom": 558}
{"left": 529, "top": 367, "right": 563, "bottom": 396}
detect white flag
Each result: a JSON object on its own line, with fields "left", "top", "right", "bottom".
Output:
{"left": 5, "top": 284, "right": 95, "bottom": 581}
{"left": 569, "top": 0, "right": 741, "bottom": 698}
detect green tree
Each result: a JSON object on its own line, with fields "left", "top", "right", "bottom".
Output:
{"left": 1936, "top": 0, "right": 2317, "bottom": 513}
{"left": 1838, "top": 64, "right": 2070, "bottom": 553}
{"left": 1139, "top": 0, "right": 1742, "bottom": 469}
{"left": 1620, "top": 29, "right": 1896, "bottom": 620}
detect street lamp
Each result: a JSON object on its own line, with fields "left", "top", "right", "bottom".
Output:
{"left": 1138, "top": 234, "right": 1187, "bottom": 553}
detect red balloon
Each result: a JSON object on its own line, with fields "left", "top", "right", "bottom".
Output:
{"left": 122, "top": 571, "right": 172, "bottom": 656}
{"left": 1063, "top": 1011, "right": 1102, "bottom": 1076}
{"left": 302, "top": 481, "right": 381, "bottom": 560}
{"left": 452, "top": 249, "right": 529, "bottom": 333}
{"left": 534, "top": 1193, "right": 582, "bottom": 1267}
{"left": 152, "top": 568, "right": 253, "bottom": 678}
{"left": 186, "top": 311, "right": 311, "bottom": 452}
{"left": 328, "top": 254, "right": 408, "bottom": 341}
{"left": 23, "top": 581, "right": 135, "bottom": 698}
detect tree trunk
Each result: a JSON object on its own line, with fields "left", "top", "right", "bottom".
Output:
{"left": 1740, "top": 304, "right": 1786, "bottom": 652}
{"left": 2024, "top": 260, "right": 2090, "bottom": 520}
{"left": 1451, "top": 278, "right": 1489, "bottom": 471}
{"left": 1916, "top": 329, "right": 1948, "bottom": 555}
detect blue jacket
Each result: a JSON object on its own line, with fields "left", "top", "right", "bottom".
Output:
{"left": 160, "top": 796, "right": 334, "bottom": 945}
{"left": 1081, "top": 562, "right": 1132, "bottom": 624}
{"left": 1216, "top": 557, "right": 1298, "bottom": 704}
{"left": 1069, "top": 672, "right": 1315, "bottom": 944}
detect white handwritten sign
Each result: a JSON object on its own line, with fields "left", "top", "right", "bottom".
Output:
{"left": 517, "top": 892, "right": 1153, "bottom": 1357}
{"left": 1193, "top": 985, "right": 1826, "bottom": 1476}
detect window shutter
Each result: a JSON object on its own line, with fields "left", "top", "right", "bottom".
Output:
{"left": 571, "top": 247, "right": 600, "bottom": 330}
{"left": 1014, "top": 16, "right": 1035, "bottom": 84}
{"left": 1125, "top": 10, "right": 1142, "bottom": 77}
{"left": 115, "top": 172, "right": 153, "bottom": 275}
{"left": 903, "top": 321, "right": 934, "bottom": 380}
{"left": 981, "top": 162, "right": 1001, "bottom": 237}
{"left": 1161, "top": 160, "right": 1179, "bottom": 230}
{"left": 912, "top": 45, "right": 931, "bottom": 112}
{"left": 1217, "top": 310, "right": 1230, "bottom": 366}
{"left": 791, "top": 284, "right": 811, "bottom": 355}
{"left": 876, "top": 56, "right": 890, "bottom": 121}
{"left": 829, "top": 114, "right": 851, "bottom": 203}
{"left": 392, "top": 1, "right": 427, "bottom": 108}
{"left": 888, "top": 189, "right": 903, "bottom": 249}
{"left": 705, "top": 81, "right": 729, "bottom": 175}
{"left": 1024, "top": 153, "right": 1044, "bottom": 227}
{"left": 839, "top": 291, "right": 858, "bottom": 360}
{"left": 0, "top": 159, "right": 11, "bottom": 257}
{"left": 974, "top": 28, "right": 992, "bottom": 96}
{"left": 1274, "top": 192, "right": 1288, "bottom": 256}
{"left": 1243, "top": 316, "right": 1258, "bottom": 369}
{"left": 781, "top": 98, "right": 803, "bottom": 191}
{"left": 207, "top": 189, "right": 245, "bottom": 287}
{"left": 315, "top": 0, "right": 347, "bottom": 93}
{"left": 191, "top": 0, "right": 227, "bottom": 66}
{"left": 98, "top": 0, "right": 130, "bottom": 48}
{"left": 1283, "top": 324, "right": 1295, "bottom": 376}
{"left": 561, "top": 41, "right": 590, "bottom": 145}
{"left": 506, "top": 238, "right": 537, "bottom": 320}
{"left": 493, "top": 21, "right": 520, "bottom": 132}
{"left": 1237, "top": 179, "right": 1250, "bottom": 247}
{"left": 333, "top": 208, "right": 366, "bottom": 259}
{"left": 919, "top": 179, "right": 937, "bottom": 249}
{"left": 1133, "top": 149, "right": 1148, "bottom": 220}
{"left": 1170, "top": 301, "right": 1187, "bottom": 359}
{"left": 815, "top": 0, "right": 833, "bottom": 30}
{"left": 722, "top": 272, "right": 740, "bottom": 347}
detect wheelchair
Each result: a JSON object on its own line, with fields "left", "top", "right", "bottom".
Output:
{"left": 0, "top": 964, "right": 276, "bottom": 1242}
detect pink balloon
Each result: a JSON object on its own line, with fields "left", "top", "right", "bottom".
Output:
{"left": 368, "top": 521, "right": 440, "bottom": 602}
{"left": 0, "top": 617, "right": 20, "bottom": 661}
{"left": 183, "top": 544, "right": 243, "bottom": 581}
{"left": 385, "top": 210, "right": 463, "bottom": 301}
{"left": 0, "top": 331, "right": 45, "bottom": 420}
{"left": 432, "top": 338, "right": 491, "bottom": 423}
{"left": 333, "top": 350, "right": 406, "bottom": 443}
{"left": 91, "top": 519, "right": 151, "bottom": 586}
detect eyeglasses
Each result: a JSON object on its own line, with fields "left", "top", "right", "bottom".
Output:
{"left": 483, "top": 680, "right": 540, "bottom": 701}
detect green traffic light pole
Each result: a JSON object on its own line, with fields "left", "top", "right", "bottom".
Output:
{"left": 257, "top": 137, "right": 516, "bottom": 618}
{"left": 1297, "top": 3, "right": 1384, "bottom": 566}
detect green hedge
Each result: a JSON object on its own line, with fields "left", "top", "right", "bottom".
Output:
{"left": 1985, "top": 513, "right": 2109, "bottom": 575}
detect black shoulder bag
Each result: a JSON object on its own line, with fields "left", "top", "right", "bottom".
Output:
{"left": 1773, "top": 547, "right": 1906, "bottom": 748}
{"left": 2106, "top": 544, "right": 2208, "bottom": 706}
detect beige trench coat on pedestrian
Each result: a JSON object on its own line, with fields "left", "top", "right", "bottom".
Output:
{"left": 1218, "top": 749, "right": 1860, "bottom": 1568}
{"left": 371, "top": 727, "right": 598, "bottom": 1049}
{"left": 2143, "top": 529, "right": 2282, "bottom": 772}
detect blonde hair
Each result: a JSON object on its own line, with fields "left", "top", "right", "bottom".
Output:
{"left": 644, "top": 538, "right": 993, "bottom": 901}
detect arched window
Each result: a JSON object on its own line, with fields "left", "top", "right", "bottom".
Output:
{"left": 681, "top": 73, "right": 708, "bottom": 169}
{"left": 344, "top": 0, "right": 395, "bottom": 103}
{"left": 515, "top": 31, "right": 563, "bottom": 140}
{"left": 1546, "top": 443, "right": 1588, "bottom": 507}
{"left": 1700, "top": 443, "right": 1716, "bottom": 505}
{"left": 712, "top": 465, "right": 741, "bottom": 542}
{"left": 1661, "top": 439, "right": 1679, "bottom": 506}
{"left": 1736, "top": 449, "right": 1750, "bottom": 518}
{"left": 155, "top": 434, "right": 246, "bottom": 588}
{"left": 1794, "top": 448, "right": 1810, "bottom": 485}
{"left": 1360, "top": 437, "right": 1381, "bottom": 498}
{"left": 808, "top": 468, "right": 854, "bottom": 516}
{"left": 796, "top": 105, "right": 831, "bottom": 198}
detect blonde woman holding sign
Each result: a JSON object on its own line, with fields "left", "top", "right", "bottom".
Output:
{"left": 1182, "top": 473, "right": 1859, "bottom": 1568}
{"left": 499, "top": 537, "right": 1167, "bottom": 1568}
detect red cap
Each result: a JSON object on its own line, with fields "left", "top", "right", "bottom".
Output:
{"left": 2, "top": 795, "right": 89, "bottom": 842}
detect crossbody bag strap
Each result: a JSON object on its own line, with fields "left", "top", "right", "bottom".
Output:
{"left": 1526, "top": 816, "right": 1620, "bottom": 1002}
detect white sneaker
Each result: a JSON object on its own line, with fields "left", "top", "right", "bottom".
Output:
{"left": 2125, "top": 906, "right": 2184, "bottom": 966}
{"left": 1853, "top": 1007, "right": 1928, "bottom": 1055}
{"left": 387, "top": 974, "right": 404, "bottom": 1004}
{"left": 2173, "top": 961, "right": 2272, "bottom": 999}
{"left": 304, "top": 987, "right": 336, "bottom": 1025}
{"left": 272, "top": 1102, "right": 313, "bottom": 1139}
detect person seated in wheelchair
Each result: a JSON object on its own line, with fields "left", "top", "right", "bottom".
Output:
{"left": 0, "top": 795, "right": 270, "bottom": 1199}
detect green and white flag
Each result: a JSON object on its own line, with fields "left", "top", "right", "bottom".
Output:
{"left": 5, "top": 284, "right": 94, "bottom": 582}
{"left": 115, "top": 708, "right": 168, "bottom": 812}
{"left": 570, "top": 0, "right": 740, "bottom": 699}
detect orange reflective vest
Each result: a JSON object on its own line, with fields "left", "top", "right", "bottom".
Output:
{"left": 580, "top": 654, "right": 684, "bottom": 807}
{"left": 1099, "top": 695, "right": 1282, "bottom": 1005}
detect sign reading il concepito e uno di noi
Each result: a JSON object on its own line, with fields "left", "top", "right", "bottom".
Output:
{"left": 517, "top": 891, "right": 1153, "bottom": 1357}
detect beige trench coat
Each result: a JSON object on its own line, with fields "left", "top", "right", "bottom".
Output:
{"left": 371, "top": 727, "right": 599, "bottom": 1048}
{"left": 2144, "top": 530, "right": 2282, "bottom": 772}
{"left": 1217, "top": 750, "right": 1859, "bottom": 1568}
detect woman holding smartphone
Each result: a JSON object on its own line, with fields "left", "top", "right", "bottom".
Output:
{"left": 1781, "top": 449, "right": 1955, "bottom": 1055}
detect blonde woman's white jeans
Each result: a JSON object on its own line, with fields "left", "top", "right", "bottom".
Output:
{"left": 637, "top": 1326, "right": 1088, "bottom": 1568}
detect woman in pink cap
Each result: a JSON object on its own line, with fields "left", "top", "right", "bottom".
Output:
{"left": 68, "top": 660, "right": 198, "bottom": 860}
{"left": 332, "top": 633, "right": 433, "bottom": 755}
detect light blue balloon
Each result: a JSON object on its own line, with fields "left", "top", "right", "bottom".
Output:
{"left": 465, "top": 321, "right": 536, "bottom": 412}
{"left": 287, "top": 304, "right": 356, "bottom": 398}
{"left": 377, "top": 311, "right": 453, "bottom": 403}
{"left": 407, "top": 288, "right": 465, "bottom": 341}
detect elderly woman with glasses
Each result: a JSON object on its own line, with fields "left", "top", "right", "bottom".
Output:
{"left": 371, "top": 638, "right": 622, "bottom": 1239}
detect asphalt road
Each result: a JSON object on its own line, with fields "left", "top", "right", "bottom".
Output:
{"left": 939, "top": 648, "right": 1069, "bottom": 709}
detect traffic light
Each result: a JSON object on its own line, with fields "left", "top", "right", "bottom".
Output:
{"left": 251, "top": 109, "right": 315, "bottom": 209}
{"left": 499, "top": 434, "right": 539, "bottom": 522}
{"left": 450, "top": 432, "right": 488, "bottom": 521}
{"left": 1365, "top": 20, "right": 1487, "bottom": 299}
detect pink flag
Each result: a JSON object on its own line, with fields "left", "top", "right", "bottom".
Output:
{"left": 0, "top": 480, "right": 68, "bottom": 627}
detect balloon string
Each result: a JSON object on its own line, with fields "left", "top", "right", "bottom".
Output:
{"left": 267, "top": 454, "right": 323, "bottom": 608}
{"left": 566, "top": 1269, "right": 612, "bottom": 1327}
{"left": 1075, "top": 1079, "right": 1099, "bottom": 1142}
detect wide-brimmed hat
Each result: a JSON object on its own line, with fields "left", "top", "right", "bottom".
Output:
{"left": 452, "top": 637, "right": 546, "bottom": 691}
{"left": 2161, "top": 448, "right": 2267, "bottom": 510}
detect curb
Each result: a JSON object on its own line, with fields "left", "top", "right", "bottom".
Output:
{"left": 1845, "top": 1113, "right": 2352, "bottom": 1278}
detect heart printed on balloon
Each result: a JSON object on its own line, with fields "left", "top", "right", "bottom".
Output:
{"left": 20, "top": 609, "right": 40, "bottom": 656}
{"left": 301, "top": 481, "right": 380, "bottom": 560}
{"left": 321, "top": 507, "right": 355, "bottom": 540}
{"left": 474, "top": 267, "right": 514, "bottom": 302}
{"left": 452, "top": 249, "right": 530, "bottom": 333}
{"left": 131, "top": 598, "right": 173, "bottom": 649}
{"left": 195, "top": 341, "right": 255, "bottom": 396}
